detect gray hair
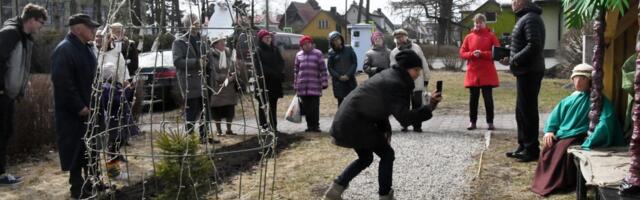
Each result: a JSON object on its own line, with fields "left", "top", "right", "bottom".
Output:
{"left": 474, "top": 13, "right": 486, "bottom": 22}
{"left": 181, "top": 13, "right": 199, "bottom": 28}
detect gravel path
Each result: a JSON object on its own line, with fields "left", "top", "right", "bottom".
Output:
{"left": 341, "top": 131, "right": 485, "bottom": 200}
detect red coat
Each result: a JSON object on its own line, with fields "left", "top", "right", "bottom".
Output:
{"left": 460, "top": 28, "right": 500, "bottom": 88}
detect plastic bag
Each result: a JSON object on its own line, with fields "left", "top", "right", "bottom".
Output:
{"left": 285, "top": 95, "right": 302, "bottom": 123}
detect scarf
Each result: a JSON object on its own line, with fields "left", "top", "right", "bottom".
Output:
{"left": 216, "top": 48, "right": 227, "bottom": 69}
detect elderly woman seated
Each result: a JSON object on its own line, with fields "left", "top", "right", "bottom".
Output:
{"left": 530, "top": 63, "right": 626, "bottom": 196}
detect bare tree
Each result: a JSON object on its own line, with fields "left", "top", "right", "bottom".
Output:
{"left": 94, "top": 0, "right": 102, "bottom": 23}
{"left": 391, "top": 0, "right": 473, "bottom": 45}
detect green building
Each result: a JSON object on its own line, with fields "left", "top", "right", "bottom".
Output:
{"left": 460, "top": 0, "right": 565, "bottom": 57}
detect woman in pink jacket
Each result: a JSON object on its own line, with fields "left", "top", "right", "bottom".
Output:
{"left": 460, "top": 13, "right": 501, "bottom": 130}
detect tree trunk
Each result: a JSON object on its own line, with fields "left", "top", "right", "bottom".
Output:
{"left": 436, "top": 0, "right": 453, "bottom": 45}
{"left": 357, "top": 0, "right": 363, "bottom": 23}
{"left": 627, "top": 1, "right": 640, "bottom": 186}
{"left": 93, "top": 0, "right": 102, "bottom": 23}
{"left": 365, "top": 0, "right": 370, "bottom": 22}
{"left": 589, "top": 10, "right": 604, "bottom": 133}
{"left": 172, "top": 0, "right": 180, "bottom": 32}
{"left": 131, "top": 0, "right": 142, "bottom": 27}
{"left": 70, "top": 0, "right": 78, "bottom": 14}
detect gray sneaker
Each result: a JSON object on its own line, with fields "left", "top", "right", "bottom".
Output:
{"left": 323, "top": 182, "right": 346, "bottom": 200}
{"left": 0, "top": 174, "right": 23, "bottom": 186}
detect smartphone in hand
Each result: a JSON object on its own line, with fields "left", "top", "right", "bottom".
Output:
{"left": 436, "top": 80, "right": 443, "bottom": 93}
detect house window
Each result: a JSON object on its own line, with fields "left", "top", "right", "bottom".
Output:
{"left": 485, "top": 12, "right": 497, "bottom": 23}
{"left": 318, "top": 19, "right": 328, "bottom": 29}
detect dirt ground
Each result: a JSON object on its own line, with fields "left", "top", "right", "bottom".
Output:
{"left": 464, "top": 133, "right": 597, "bottom": 200}
{"left": 0, "top": 132, "right": 266, "bottom": 200}
{"left": 0, "top": 71, "right": 574, "bottom": 199}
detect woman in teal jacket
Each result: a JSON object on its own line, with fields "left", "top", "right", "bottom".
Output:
{"left": 531, "top": 63, "right": 626, "bottom": 196}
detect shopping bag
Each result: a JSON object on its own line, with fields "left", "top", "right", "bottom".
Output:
{"left": 285, "top": 95, "right": 302, "bottom": 123}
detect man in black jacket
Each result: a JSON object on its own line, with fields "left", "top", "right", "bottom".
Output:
{"left": 499, "top": 0, "right": 545, "bottom": 162}
{"left": 323, "top": 50, "right": 442, "bottom": 200}
{"left": 51, "top": 14, "right": 100, "bottom": 199}
{"left": 0, "top": 3, "right": 47, "bottom": 186}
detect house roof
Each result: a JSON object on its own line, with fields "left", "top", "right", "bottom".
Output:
{"left": 460, "top": 0, "right": 501, "bottom": 22}
{"left": 291, "top": 2, "right": 320, "bottom": 23}
{"left": 300, "top": 10, "right": 348, "bottom": 33}
{"left": 254, "top": 14, "right": 280, "bottom": 24}
{"left": 346, "top": 4, "right": 393, "bottom": 32}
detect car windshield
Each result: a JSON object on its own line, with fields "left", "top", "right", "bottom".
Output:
{"left": 139, "top": 51, "right": 174, "bottom": 68}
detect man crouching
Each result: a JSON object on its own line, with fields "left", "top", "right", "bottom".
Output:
{"left": 324, "top": 50, "right": 442, "bottom": 200}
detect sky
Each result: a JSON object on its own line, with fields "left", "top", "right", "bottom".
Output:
{"left": 256, "top": 0, "right": 513, "bottom": 24}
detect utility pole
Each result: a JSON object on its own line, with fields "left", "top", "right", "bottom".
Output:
{"left": 251, "top": 0, "right": 255, "bottom": 29}
{"left": 345, "top": 0, "right": 348, "bottom": 22}
{"left": 357, "top": 0, "right": 363, "bottom": 23}
{"left": 365, "top": 0, "right": 370, "bottom": 23}
{"left": 266, "top": 0, "right": 270, "bottom": 31}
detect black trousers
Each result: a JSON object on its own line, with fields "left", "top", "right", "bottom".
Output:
{"left": 516, "top": 72, "right": 544, "bottom": 155}
{"left": 336, "top": 144, "right": 395, "bottom": 195}
{"left": 402, "top": 91, "right": 423, "bottom": 130}
{"left": 258, "top": 96, "right": 279, "bottom": 131}
{"left": 185, "top": 97, "right": 208, "bottom": 139}
{"left": 0, "top": 94, "right": 14, "bottom": 175}
{"left": 69, "top": 141, "right": 99, "bottom": 198}
{"left": 299, "top": 96, "right": 320, "bottom": 130}
{"left": 469, "top": 86, "right": 495, "bottom": 124}
{"left": 337, "top": 97, "right": 344, "bottom": 108}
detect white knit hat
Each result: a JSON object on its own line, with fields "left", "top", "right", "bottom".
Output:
{"left": 571, "top": 63, "right": 594, "bottom": 79}
{"left": 209, "top": 34, "right": 226, "bottom": 44}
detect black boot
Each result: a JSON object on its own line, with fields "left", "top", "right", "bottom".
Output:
{"left": 620, "top": 178, "right": 640, "bottom": 196}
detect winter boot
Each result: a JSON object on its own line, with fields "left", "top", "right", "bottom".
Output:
{"left": 323, "top": 182, "right": 346, "bottom": 200}
{"left": 379, "top": 189, "right": 394, "bottom": 200}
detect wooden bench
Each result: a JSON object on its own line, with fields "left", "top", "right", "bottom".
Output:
{"left": 568, "top": 146, "right": 630, "bottom": 200}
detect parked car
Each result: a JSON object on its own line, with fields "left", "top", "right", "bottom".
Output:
{"left": 137, "top": 50, "right": 182, "bottom": 109}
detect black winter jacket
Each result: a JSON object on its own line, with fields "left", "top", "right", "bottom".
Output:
{"left": 51, "top": 33, "right": 97, "bottom": 171}
{"left": 0, "top": 17, "right": 33, "bottom": 99}
{"left": 330, "top": 67, "right": 433, "bottom": 149}
{"left": 509, "top": 3, "right": 546, "bottom": 76}
{"left": 254, "top": 41, "right": 285, "bottom": 98}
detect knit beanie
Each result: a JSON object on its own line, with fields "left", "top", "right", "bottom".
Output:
{"left": 371, "top": 31, "right": 384, "bottom": 44}
{"left": 299, "top": 35, "right": 313, "bottom": 46}
{"left": 257, "top": 29, "right": 271, "bottom": 40}
{"left": 395, "top": 50, "right": 422, "bottom": 69}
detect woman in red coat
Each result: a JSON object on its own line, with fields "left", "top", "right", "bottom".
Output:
{"left": 459, "top": 13, "right": 500, "bottom": 130}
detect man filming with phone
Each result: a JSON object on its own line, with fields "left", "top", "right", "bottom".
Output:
{"left": 323, "top": 50, "right": 442, "bottom": 200}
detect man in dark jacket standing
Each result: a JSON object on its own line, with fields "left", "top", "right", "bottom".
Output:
{"left": 323, "top": 50, "right": 442, "bottom": 200}
{"left": 0, "top": 3, "right": 47, "bottom": 186}
{"left": 499, "top": 0, "right": 546, "bottom": 162}
{"left": 327, "top": 31, "right": 357, "bottom": 106}
{"left": 172, "top": 13, "right": 219, "bottom": 144}
{"left": 51, "top": 14, "right": 100, "bottom": 198}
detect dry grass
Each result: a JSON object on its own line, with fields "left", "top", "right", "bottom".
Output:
{"left": 176, "top": 70, "right": 572, "bottom": 119}
{"left": 3, "top": 70, "right": 577, "bottom": 199}
{"left": 465, "top": 133, "right": 596, "bottom": 200}
{"left": 11, "top": 74, "right": 56, "bottom": 155}
{"left": 213, "top": 134, "right": 353, "bottom": 200}
{"left": 211, "top": 70, "right": 577, "bottom": 199}
{"left": 433, "top": 70, "right": 572, "bottom": 114}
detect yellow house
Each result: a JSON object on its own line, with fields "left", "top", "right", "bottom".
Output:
{"left": 301, "top": 10, "right": 350, "bottom": 44}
